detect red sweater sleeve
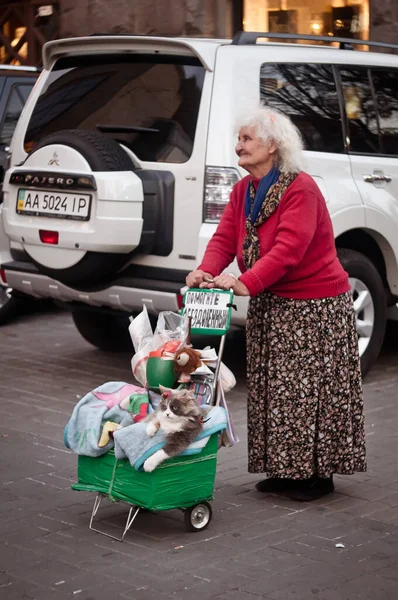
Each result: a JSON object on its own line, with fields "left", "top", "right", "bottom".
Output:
{"left": 197, "top": 184, "right": 239, "bottom": 276}
{"left": 239, "top": 189, "right": 324, "bottom": 296}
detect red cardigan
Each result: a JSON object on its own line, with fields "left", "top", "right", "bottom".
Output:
{"left": 198, "top": 172, "right": 350, "bottom": 299}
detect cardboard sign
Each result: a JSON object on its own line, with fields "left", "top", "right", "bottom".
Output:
{"left": 182, "top": 288, "right": 233, "bottom": 335}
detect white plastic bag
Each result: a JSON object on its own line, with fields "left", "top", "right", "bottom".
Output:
{"left": 199, "top": 346, "right": 236, "bottom": 392}
{"left": 220, "top": 362, "right": 236, "bottom": 392}
{"left": 154, "top": 311, "right": 190, "bottom": 353}
{"left": 129, "top": 308, "right": 190, "bottom": 387}
{"left": 129, "top": 306, "right": 153, "bottom": 386}
{"left": 129, "top": 305, "right": 153, "bottom": 353}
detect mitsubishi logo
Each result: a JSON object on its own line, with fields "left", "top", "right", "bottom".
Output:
{"left": 48, "top": 151, "right": 60, "bottom": 166}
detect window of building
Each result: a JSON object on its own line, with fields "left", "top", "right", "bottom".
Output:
{"left": 260, "top": 63, "right": 344, "bottom": 152}
{"left": 243, "top": 1, "right": 369, "bottom": 42}
{"left": 340, "top": 67, "right": 398, "bottom": 156}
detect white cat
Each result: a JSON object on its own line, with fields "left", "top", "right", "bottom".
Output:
{"left": 143, "top": 385, "right": 203, "bottom": 472}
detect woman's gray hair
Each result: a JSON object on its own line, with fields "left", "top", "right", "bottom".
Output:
{"left": 235, "top": 105, "right": 304, "bottom": 174}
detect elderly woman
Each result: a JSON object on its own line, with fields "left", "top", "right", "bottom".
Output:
{"left": 186, "top": 106, "right": 366, "bottom": 502}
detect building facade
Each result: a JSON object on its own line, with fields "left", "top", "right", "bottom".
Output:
{"left": 0, "top": 1, "right": 59, "bottom": 65}
{"left": 243, "top": 0, "right": 369, "bottom": 39}
{"left": 1, "top": 0, "right": 397, "bottom": 66}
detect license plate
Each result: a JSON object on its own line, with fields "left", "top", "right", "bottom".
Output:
{"left": 16, "top": 189, "right": 91, "bottom": 221}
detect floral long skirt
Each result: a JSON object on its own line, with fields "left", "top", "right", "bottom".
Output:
{"left": 246, "top": 290, "right": 366, "bottom": 478}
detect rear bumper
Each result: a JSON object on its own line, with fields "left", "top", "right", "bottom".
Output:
{"left": 1, "top": 261, "right": 181, "bottom": 315}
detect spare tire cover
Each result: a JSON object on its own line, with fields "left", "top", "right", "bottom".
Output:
{"left": 24, "top": 130, "right": 135, "bottom": 287}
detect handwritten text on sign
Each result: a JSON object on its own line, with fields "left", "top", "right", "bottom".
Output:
{"left": 183, "top": 291, "right": 230, "bottom": 329}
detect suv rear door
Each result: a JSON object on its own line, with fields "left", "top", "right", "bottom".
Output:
{"left": 5, "top": 38, "right": 215, "bottom": 303}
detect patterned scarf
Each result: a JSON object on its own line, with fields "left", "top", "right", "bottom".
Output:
{"left": 242, "top": 171, "right": 297, "bottom": 270}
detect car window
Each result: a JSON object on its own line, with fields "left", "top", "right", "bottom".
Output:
{"left": 371, "top": 69, "right": 398, "bottom": 156}
{"left": 260, "top": 63, "right": 344, "bottom": 153}
{"left": 340, "top": 67, "right": 380, "bottom": 154}
{"left": 0, "top": 84, "right": 33, "bottom": 146}
{"left": 24, "top": 54, "right": 206, "bottom": 164}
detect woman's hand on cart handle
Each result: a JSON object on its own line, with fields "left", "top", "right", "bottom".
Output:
{"left": 231, "top": 279, "right": 250, "bottom": 296}
{"left": 200, "top": 273, "right": 250, "bottom": 296}
{"left": 186, "top": 269, "right": 214, "bottom": 288}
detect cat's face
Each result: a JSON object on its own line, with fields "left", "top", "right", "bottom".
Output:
{"left": 158, "top": 386, "right": 200, "bottom": 421}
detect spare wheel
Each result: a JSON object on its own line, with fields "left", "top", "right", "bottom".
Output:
{"left": 19, "top": 130, "right": 142, "bottom": 286}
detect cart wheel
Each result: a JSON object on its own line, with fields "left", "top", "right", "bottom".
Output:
{"left": 184, "top": 502, "right": 212, "bottom": 532}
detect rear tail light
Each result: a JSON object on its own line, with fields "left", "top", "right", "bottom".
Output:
{"left": 203, "top": 167, "right": 240, "bottom": 223}
{"left": 0, "top": 268, "right": 7, "bottom": 286}
{"left": 39, "top": 230, "right": 59, "bottom": 245}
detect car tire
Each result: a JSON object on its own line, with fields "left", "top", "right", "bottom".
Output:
{"left": 337, "top": 248, "right": 387, "bottom": 377}
{"left": 71, "top": 309, "right": 133, "bottom": 352}
{"left": 25, "top": 130, "right": 135, "bottom": 286}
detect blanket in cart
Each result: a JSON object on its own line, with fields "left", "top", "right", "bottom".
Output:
{"left": 64, "top": 381, "right": 146, "bottom": 457}
{"left": 113, "top": 406, "right": 228, "bottom": 470}
{"left": 64, "top": 381, "right": 229, "bottom": 461}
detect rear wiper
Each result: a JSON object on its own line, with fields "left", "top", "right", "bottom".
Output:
{"left": 96, "top": 124, "right": 160, "bottom": 134}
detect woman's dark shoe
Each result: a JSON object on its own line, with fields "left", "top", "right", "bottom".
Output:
{"left": 284, "top": 475, "right": 334, "bottom": 502}
{"left": 255, "top": 477, "right": 299, "bottom": 493}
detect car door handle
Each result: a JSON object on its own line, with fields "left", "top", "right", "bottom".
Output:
{"left": 363, "top": 174, "right": 392, "bottom": 183}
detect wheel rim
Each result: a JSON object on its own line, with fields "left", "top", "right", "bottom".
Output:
{"left": 349, "top": 277, "right": 375, "bottom": 357}
{"left": 190, "top": 504, "right": 210, "bottom": 529}
{"left": 0, "top": 286, "right": 12, "bottom": 310}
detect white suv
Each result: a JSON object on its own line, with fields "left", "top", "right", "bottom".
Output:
{"left": 2, "top": 32, "right": 398, "bottom": 375}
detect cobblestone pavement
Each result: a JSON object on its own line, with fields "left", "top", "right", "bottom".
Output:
{"left": 1, "top": 308, "right": 398, "bottom": 600}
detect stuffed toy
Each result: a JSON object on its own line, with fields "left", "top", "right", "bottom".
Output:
{"left": 98, "top": 421, "right": 121, "bottom": 448}
{"left": 97, "top": 393, "right": 150, "bottom": 447}
{"left": 127, "top": 393, "right": 149, "bottom": 422}
{"left": 173, "top": 346, "right": 202, "bottom": 382}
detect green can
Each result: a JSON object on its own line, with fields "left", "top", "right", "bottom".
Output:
{"left": 146, "top": 356, "right": 177, "bottom": 390}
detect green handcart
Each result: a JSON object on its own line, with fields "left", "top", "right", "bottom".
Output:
{"left": 70, "top": 287, "right": 235, "bottom": 540}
